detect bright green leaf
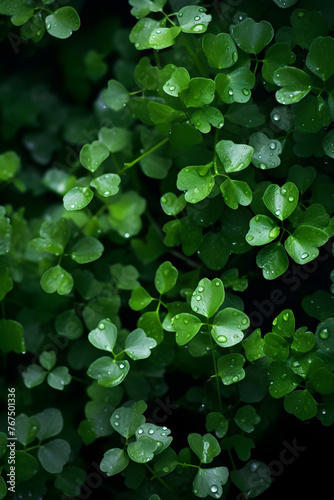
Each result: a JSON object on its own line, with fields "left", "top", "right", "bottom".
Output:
{"left": 216, "top": 140, "right": 254, "bottom": 173}
{"left": 202, "top": 33, "right": 238, "bottom": 69}
{"left": 87, "top": 358, "right": 130, "bottom": 387}
{"left": 38, "top": 438, "right": 71, "bottom": 473}
{"left": 284, "top": 225, "right": 328, "bottom": 264}
{"left": 124, "top": 328, "right": 157, "bottom": 360}
{"left": 40, "top": 265, "right": 74, "bottom": 295}
{"left": 63, "top": 187, "right": 94, "bottom": 211}
{"left": 246, "top": 215, "right": 280, "bottom": 246}
{"left": 45, "top": 7, "right": 80, "bottom": 39}
{"left": 211, "top": 308, "right": 249, "bottom": 347}
{"left": 177, "top": 6, "right": 212, "bottom": 34}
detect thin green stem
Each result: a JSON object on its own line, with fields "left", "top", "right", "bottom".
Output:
{"left": 176, "top": 462, "right": 200, "bottom": 469}
{"left": 179, "top": 32, "right": 207, "bottom": 77}
{"left": 71, "top": 375, "right": 89, "bottom": 384}
{"left": 119, "top": 137, "right": 169, "bottom": 174}
{"left": 228, "top": 450, "right": 236, "bottom": 470}
{"left": 25, "top": 444, "right": 41, "bottom": 453}
{"left": 208, "top": 328, "right": 223, "bottom": 412}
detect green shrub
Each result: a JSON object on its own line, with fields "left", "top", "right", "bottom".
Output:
{"left": 0, "top": 0, "right": 334, "bottom": 498}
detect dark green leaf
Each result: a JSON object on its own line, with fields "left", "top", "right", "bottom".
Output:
{"left": 231, "top": 18, "right": 274, "bottom": 54}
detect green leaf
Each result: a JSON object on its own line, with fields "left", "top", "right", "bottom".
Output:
{"left": 220, "top": 435, "right": 255, "bottom": 461}
{"left": 230, "top": 460, "right": 271, "bottom": 498}
{"left": 135, "top": 423, "right": 172, "bottom": 454}
{"left": 264, "top": 332, "right": 289, "bottom": 361}
{"left": 124, "top": 328, "right": 157, "bottom": 360}
{"left": 0, "top": 151, "right": 21, "bottom": 181}
{"left": 246, "top": 215, "right": 280, "bottom": 246}
{"left": 191, "top": 278, "right": 225, "bottom": 318}
{"left": 40, "top": 265, "right": 74, "bottom": 295}
{"left": 291, "top": 203, "right": 329, "bottom": 229}
{"left": 63, "top": 186, "right": 94, "bottom": 211}
{"left": 234, "top": 405, "right": 261, "bottom": 433}
{"left": 177, "top": 165, "right": 214, "bottom": 203}
{"left": 14, "top": 451, "right": 39, "bottom": 482}
{"left": 102, "top": 80, "right": 129, "bottom": 111}
{"left": 267, "top": 361, "right": 299, "bottom": 398}
{"left": 273, "top": 67, "right": 312, "bottom": 105}
{"left": 272, "top": 310, "right": 295, "bottom": 338}
{"left": 287, "top": 165, "right": 316, "bottom": 194}
{"left": 291, "top": 10, "right": 328, "bottom": 50}
{"left": 211, "top": 308, "right": 249, "bottom": 347}
{"left": 181, "top": 78, "right": 215, "bottom": 108}
{"left": 154, "top": 447, "right": 178, "bottom": 476}
{"left": 70, "top": 237, "right": 104, "bottom": 264}
{"left": 80, "top": 141, "right": 110, "bottom": 172}
{"left": 15, "top": 414, "right": 40, "bottom": 446}
{"left": 205, "top": 412, "right": 229, "bottom": 439}
{"left": 110, "top": 401, "right": 147, "bottom": 438}
{"left": 38, "top": 438, "right": 71, "bottom": 473}
{"left": 256, "top": 242, "right": 289, "bottom": 280}
{"left": 221, "top": 179, "right": 252, "bottom": 210}
{"left": 306, "top": 36, "right": 334, "bottom": 81}
{"left": 129, "top": 0, "right": 166, "bottom": 19}
{"left": 127, "top": 436, "right": 158, "bottom": 463}
{"left": 191, "top": 107, "right": 224, "bottom": 134}
{"left": 137, "top": 311, "right": 164, "bottom": 344}
{"left": 155, "top": 261, "right": 178, "bottom": 294}
{"left": 216, "top": 140, "right": 254, "bottom": 173}
{"left": 217, "top": 353, "right": 245, "bottom": 385}
{"left": 170, "top": 122, "right": 203, "bottom": 150}
{"left": 55, "top": 309, "right": 83, "bottom": 339}
{"left": 0, "top": 319, "right": 25, "bottom": 354}
{"left": 22, "top": 365, "right": 46, "bottom": 388}
{"left": 129, "top": 18, "right": 160, "bottom": 50}
{"left": 323, "top": 129, "right": 334, "bottom": 159}
{"left": 202, "top": 33, "right": 238, "bottom": 69}
{"left": 221, "top": 268, "right": 248, "bottom": 292}
{"left": 90, "top": 173, "right": 121, "bottom": 197}
{"left": 188, "top": 433, "right": 220, "bottom": 464}
{"left": 47, "top": 367, "right": 71, "bottom": 391}
{"left": 249, "top": 132, "right": 282, "bottom": 170}
{"left": 149, "top": 26, "right": 181, "bottom": 50}
{"left": 215, "top": 68, "right": 255, "bottom": 104}
{"left": 272, "top": 0, "right": 297, "bottom": 8}
{"left": 140, "top": 154, "right": 172, "bottom": 179}
{"left": 243, "top": 329, "right": 265, "bottom": 362}
{"left": 0, "top": 0, "right": 34, "bottom": 26}
{"left": 291, "top": 328, "right": 316, "bottom": 353}
{"left": 284, "top": 225, "right": 328, "bottom": 264}
{"left": 160, "top": 192, "right": 186, "bottom": 216}
{"left": 35, "top": 408, "right": 63, "bottom": 440}
{"left": 135, "top": 57, "right": 159, "bottom": 90}
{"left": 88, "top": 319, "right": 117, "bottom": 352}
{"left": 45, "top": 7, "right": 80, "bottom": 39}
{"left": 100, "top": 448, "right": 129, "bottom": 477}
{"left": 262, "top": 43, "right": 296, "bottom": 84}
{"left": 87, "top": 358, "right": 130, "bottom": 387}
{"left": 294, "top": 95, "right": 331, "bottom": 133}
{"left": 129, "top": 286, "right": 153, "bottom": 311}
{"left": 177, "top": 6, "right": 212, "bottom": 34}
{"left": 30, "top": 218, "right": 71, "bottom": 256}
{"left": 231, "top": 18, "right": 274, "bottom": 54}
{"left": 172, "top": 313, "right": 203, "bottom": 346}
{"left": 192, "top": 467, "right": 229, "bottom": 498}
{"left": 309, "top": 367, "right": 334, "bottom": 395}
{"left": 263, "top": 182, "right": 299, "bottom": 220}
{"left": 163, "top": 66, "right": 190, "bottom": 97}
{"left": 284, "top": 390, "right": 317, "bottom": 420}
{"left": 107, "top": 191, "right": 146, "bottom": 238}
{"left": 0, "top": 476, "right": 6, "bottom": 499}
{"left": 98, "top": 127, "right": 130, "bottom": 153}
{"left": 39, "top": 351, "right": 57, "bottom": 371}
{"left": 0, "top": 211, "right": 11, "bottom": 255}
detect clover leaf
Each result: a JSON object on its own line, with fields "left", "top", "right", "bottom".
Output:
{"left": 216, "top": 140, "right": 253, "bottom": 173}
{"left": 163, "top": 66, "right": 190, "bottom": 97}
{"left": 191, "top": 278, "right": 225, "bottom": 318}
{"left": 272, "top": 309, "right": 295, "bottom": 338}
{"left": 155, "top": 261, "right": 178, "bottom": 294}
{"left": 202, "top": 33, "right": 238, "bottom": 69}
{"left": 177, "top": 165, "right": 215, "bottom": 203}
{"left": 256, "top": 242, "right": 289, "bottom": 280}
{"left": 40, "top": 265, "right": 74, "bottom": 295}
{"left": 172, "top": 313, "right": 203, "bottom": 346}
{"left": 283, "top": 389, "right": 317, "bottom": 420}
{"left": 0, "top": 319, "right": 25, "bottom": 354}
{"left": 306, "top": 36, "right": 334, "bottom": 81}
{"left": 231, "top": 18, "right": 274, "bottom": 54}
{"left": 45, "top": 7, "right": 80, "bottom": 39}
{"left": 38, "top": 438, "right": 71, "bottom": 473}
{"left": 211, "top": 308, "right": 249, "bottom": 347}
{"left": 215, "top": 68, "right": 255, "bottom": 104}
{"left": 47, "top": 366, "right": 71, "bottom": 391}
{"left": 217, "top": 353, "right": 245, "bottom": 385}
{"left": 262, "top": 42, "right": 296, "bottom": 84}
{"left": 0, "top": 151, "right": 21, "bottom": 181}
{"left": 124, "top": 328, "right": 157, "bottom": 360}
{"left": 192, "top": 467, "right": 229, "bottom": 499}
{"left": 63, "top": 187, "right": 94, "bottom": 211}
{"left": 273, "top": 67, "right": 312, "bottom": 105}
{"left": 263, "top": 182, "right": 299, "bottom": 220}
{"left": 90, "top": 174, "right": 121, "bottom": 197}
{"left": 100, "top": 448, "right": 129, "bottom": 477}
{"left": 87, "top": 358, "right": 130, "bottom": 387}
{"left": 181, "top": 78, "right": 216, "bottom": 108}
{"left": 102, "top": 80, "right": 129, "bottom": 111}
{"left": 110, "top": 401, "right": 147, "bottom": 439}
{"left": 267, "top": 361, "right": 299, "bottom": 398}
{"left": 129, "top": 18, "right": 160, "bottom": 50}
{"left": 220, "top": 179, "right": 252, "bottom": 210}
{"left": 177, "top": 6, "right": 212, "bottom": 34}
{"left": 15, "top": 414, "right": 40, "bottom": 447}
{"left": 285, "top": 226, "right": 328, "bottom": 264}
{"left": 246, "top": 215, "right": 280, "bottom": 246}
{"left": 234, "top": 405, "right": 261, "bottom": 433}
{"left": 135, "top": 423, "right": 172, "bottom": 454}
{"left": 249, "top": 132, "right": 282, "bottom": 170}
{"left": 88, "top": 319, "right": 117, "bottom": 352}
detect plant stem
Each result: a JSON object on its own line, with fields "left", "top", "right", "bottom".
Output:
{"left": 179, "top": 33, "right": 207, "bottom": 77}
{"left": 145, "top": 464, "right": 175, "bottom": 493}
{"left": 119, "top": 137, "right": 169, "bottom": 174}
{"left": 209, "top": 329, "right": 223, "bottom": 412}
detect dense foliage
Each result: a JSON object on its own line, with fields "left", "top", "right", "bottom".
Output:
{"left": 1, "top": 0, "right": 334, "bottom": 498}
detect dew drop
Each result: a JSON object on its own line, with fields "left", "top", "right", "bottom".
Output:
{"left": 193, "top": 306, "right": 199, "bottom": 312}
{"left": 288, "top": 196, "right": 294, "bottom": 202}
{"left": 217, "top": 335, "right": 227, "bottom": 343}
{"left": 114, "top": 421, "right": 120, "bottom": 427}
{"left": 275, "top": 209, "right": 281, "bottom": 216}
{"left": 114, "top": 414, "right": 120, "bottom": 419}
{"left": 241, "top": 318, "right": 248, "bottom": 325}
{"left": 319, "top": 328, "right": 329, "bottom": 339}
{"left": 269, "top": 142, "right": 276, "bottom": 150}
{"left": 178, "top": 11, "right": 183, "bottom": 17}
{"left": 272, "top": 113, "right": 280, "bottom": 122}
{"left": 148, "top": 428, "right": 155, "bottom": 435}
{"left": 260, "top": 163, "right": 267, "bottom": 169}
{"left": 98, "top": 322, "right": 105, "bottom": 330}
{"left": 283, "top": 313, "right": 289, "bottom": 321}
{"left": 196, "top": 295, "right": 201, "bottom": 301}
{"left": 194, "top": 15, "right": 201, "bottom": 21}
{"left": 215, "top": 281, "right": 220, "bottom": 286}
{"left": 232, "top": 376, "right": 239, "bottom": 382}
{"left": 119, "top": 363, "right": 125, "bottom": 369}
{"left": 233, "top": 311, "right": 238, "bottom": 316}
{"left": 169, "top": 85, "right": 176, "bottom": 91}
{"left": 301, "top": 252, "right": 309, "bottom": 259}
{"left": 198, "top": 286, "right": 204, "bottom": 292}
{"left": 242, "top": 88, "right": 250, "bottom": 96}
{"left": 273, "top": 318, "right": 278, "bottom": 326}
{"left": 210, "top": 485, "right": 218, "bottom": 493}
{"left": 228, "top": 89, "right": 234, "bottom": 96}
{"left": 232, "top": 52, "right": 238, "bottom": 62}
{"left": 297, "top": 11, "right": 304, "bottom": 16}
{"left": 246, "top": 235, "right": 254, "bottom": 241}
{"left": 162, "top": 426, "right": 168, "bottom": 430}
{"left": 137, "top": 428, "right": 143, "bottom": 434}
{"left": 163, "top": 466, "right": 170, "bottom": 473}
{"left": 269, "top": 227, "right": 280, "bottom": 238}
